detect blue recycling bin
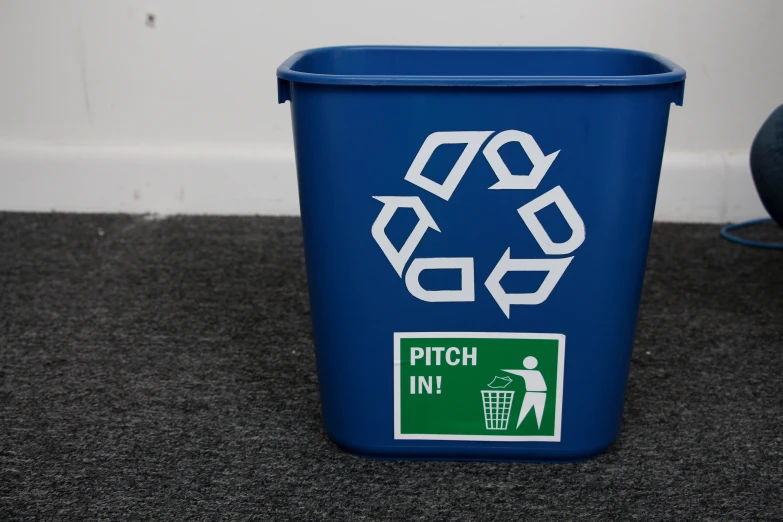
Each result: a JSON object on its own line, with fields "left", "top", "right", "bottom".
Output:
{"left": 277, "top": 46, "right": 685, "bottom": 461}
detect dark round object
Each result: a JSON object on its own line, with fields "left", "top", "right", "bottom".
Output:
{"left": 750, "top": 104, "right": 783, "bottom": 229}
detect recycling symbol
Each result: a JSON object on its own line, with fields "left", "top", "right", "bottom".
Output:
{"left": 371, "top": 130, "right": 585, "bottom": 318}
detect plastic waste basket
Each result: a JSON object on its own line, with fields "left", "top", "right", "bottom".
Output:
{"left": 277, "top": 46, "right": 685, "bottom": 461}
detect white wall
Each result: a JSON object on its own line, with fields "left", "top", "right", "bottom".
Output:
{"left": 1, "top": 0, "right": 781, "bottom": 221}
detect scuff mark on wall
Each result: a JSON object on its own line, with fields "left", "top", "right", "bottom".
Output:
{"left": 75, "top": 19, "right": 93, "bottom": 127}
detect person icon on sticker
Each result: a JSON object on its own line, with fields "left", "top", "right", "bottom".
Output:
{"left": 503, "top": 356, "right": 547, "bottom": 429}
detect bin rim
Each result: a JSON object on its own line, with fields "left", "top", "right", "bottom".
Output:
{"left": 276, "top": 45, "right": 686, "bottom": 88}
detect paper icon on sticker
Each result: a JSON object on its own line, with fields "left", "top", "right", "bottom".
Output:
{"left": 487, "top": 376, "right": 513, "bottom": 389}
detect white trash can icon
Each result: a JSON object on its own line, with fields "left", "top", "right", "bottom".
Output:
{"left": 481, "top": 375, "right": 516, "bottom": 430}
{"left": 481, "top": 390, "right": 515, "bottom": 430}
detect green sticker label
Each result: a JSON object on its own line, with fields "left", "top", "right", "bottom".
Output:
{"left": 394, "top": 332, "right": 565, "bottom": 442}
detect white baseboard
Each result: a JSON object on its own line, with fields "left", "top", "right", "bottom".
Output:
{"left": 653, "top": 149, "right": 767, "bottom": 223}
{"left": 0, "top": 141, "right": 768, "bottom": 223}
{"left": 0, "top": 141, "right": 300, "bottom": 216}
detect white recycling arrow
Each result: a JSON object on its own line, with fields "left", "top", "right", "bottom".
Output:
{"left": 483, "top": 130, "right": 560, "bottom": 190}
{"left": 404, "top": 131, "right": 494, "bottom": 201}
{"left": 371, "top": 196, "right": 440, "bottom": 277}
{"left": 484, "top": 248, "right": 573, "bottom": 318}
{"left": 517, "top": 185, "right": 585, "bottom": 255}
{"left": 405, "top": 257, "right": 475, "bottom": 302}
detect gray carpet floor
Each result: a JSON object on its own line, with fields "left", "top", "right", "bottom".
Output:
{"left": 1, "top": 213, "right": 782, "bottom": 521}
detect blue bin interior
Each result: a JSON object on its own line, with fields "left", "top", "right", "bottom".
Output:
{"left": 279, "top": 46, "right": 685, "bottom": 86}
